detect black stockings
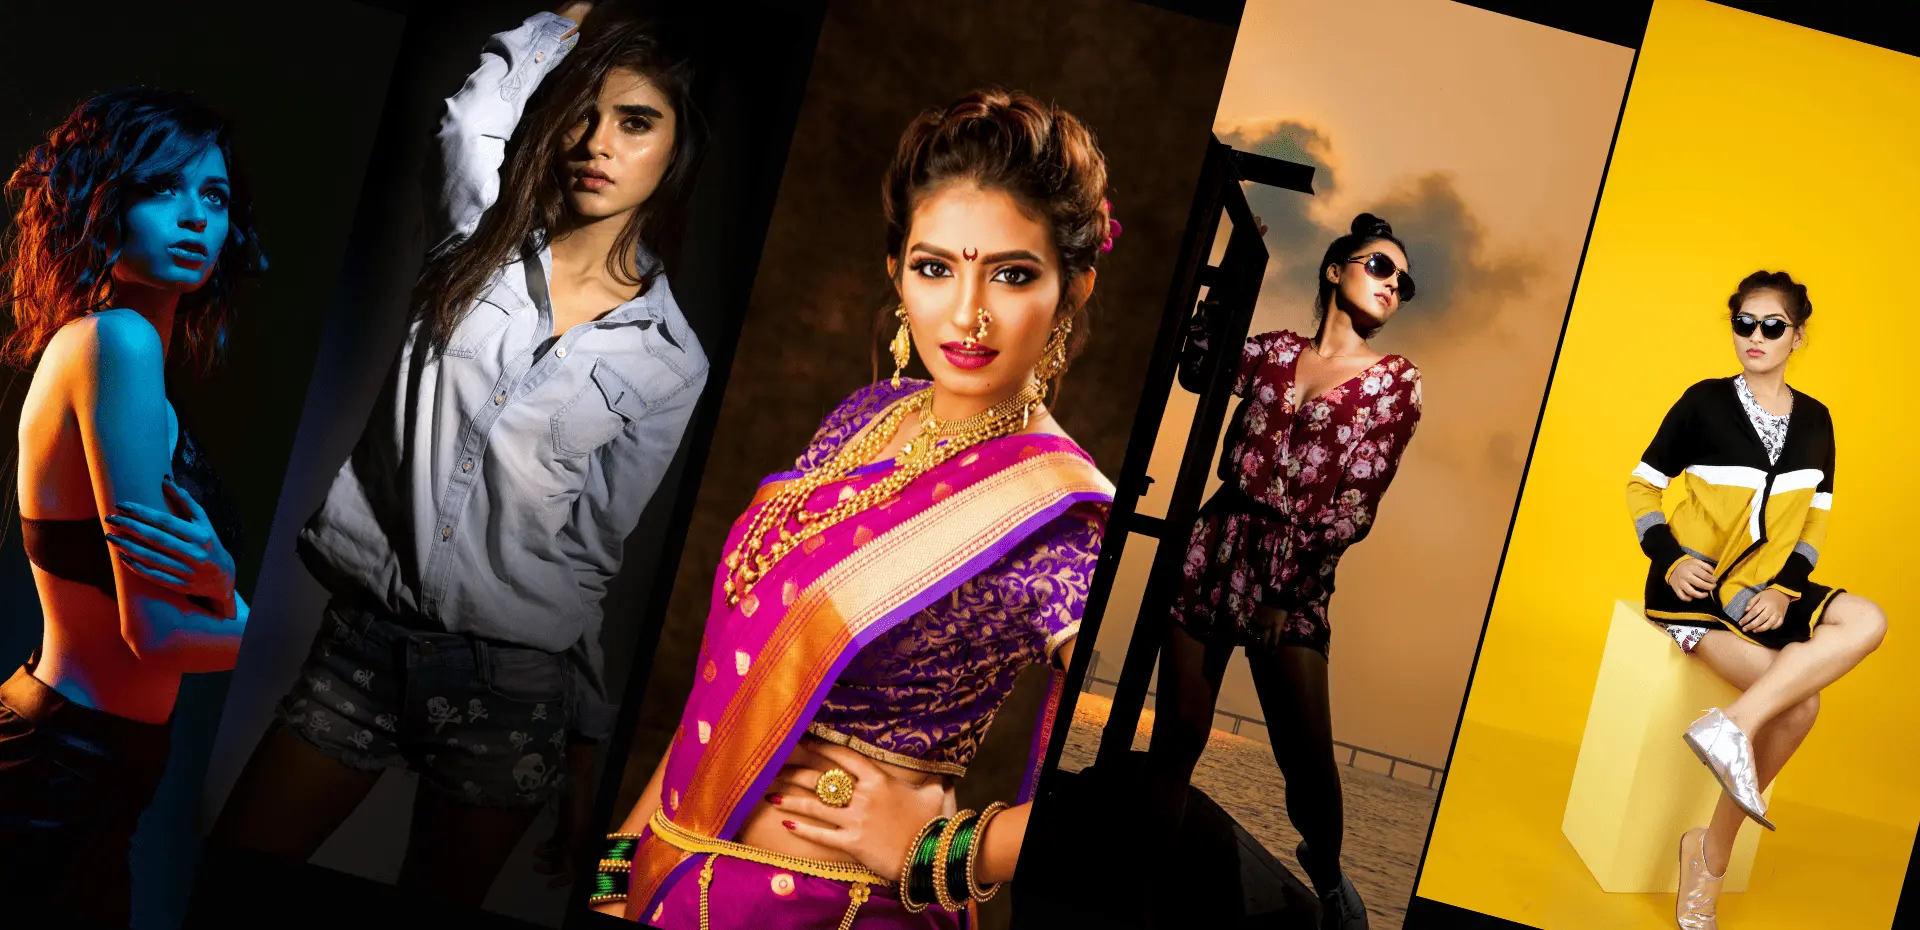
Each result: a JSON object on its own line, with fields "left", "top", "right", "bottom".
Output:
{"left": 1145, "top": 617, "right": 1345, "bottom": 893}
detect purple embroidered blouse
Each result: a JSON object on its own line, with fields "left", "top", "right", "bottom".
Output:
{"left": 792, "top": 380, "right": 1102, "bottom": 775}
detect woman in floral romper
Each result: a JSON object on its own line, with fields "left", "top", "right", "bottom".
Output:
{"left": 1145, "top": 213, "right": 1421, "bottom": 930}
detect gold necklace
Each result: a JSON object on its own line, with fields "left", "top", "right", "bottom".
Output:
{"left": 722, "top": 380, "right": 1048, "bottom": 607}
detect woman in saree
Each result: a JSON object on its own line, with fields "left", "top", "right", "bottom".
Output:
{"left": 591, "top": 89, "right": 1120, "bottom": 928}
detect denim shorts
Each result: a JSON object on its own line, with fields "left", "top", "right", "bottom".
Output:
{"left": 276, "top": 598, "right": 576, "bottom": 807}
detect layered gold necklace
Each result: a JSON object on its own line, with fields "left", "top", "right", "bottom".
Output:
{"left": 722, "top": 380, "right": 1048, "bottom": 607}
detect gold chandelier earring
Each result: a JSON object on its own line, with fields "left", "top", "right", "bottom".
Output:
{"left": 890, "top": 304, "right": 913, "bottom": 389}
{"left": 1034, "top": 318, "right": 1073, "bottom": 383}
{"left": 963, "top": 307, "right": 992, "bottom": 349}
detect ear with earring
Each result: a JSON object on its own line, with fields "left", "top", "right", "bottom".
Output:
{"left": 890, "top": 303, "right": 913, "bottom": 389}
{"left": 1034, "top": 318, "right": 1072, "bottom": 384}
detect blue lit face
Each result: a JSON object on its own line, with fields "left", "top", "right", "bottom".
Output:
{"left": 111, "top": 144, "right": 230, "bottom": 293}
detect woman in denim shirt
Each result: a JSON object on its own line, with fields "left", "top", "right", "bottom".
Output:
{"left": 211, "top": 2, "right": 709, "bottom": 905}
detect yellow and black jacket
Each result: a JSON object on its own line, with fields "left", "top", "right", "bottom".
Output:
{"left": 1626, "top": 377, "right": 1837, "bottom": 632}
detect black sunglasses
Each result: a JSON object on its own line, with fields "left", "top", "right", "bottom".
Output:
{"left": 1344, "top": 252, "right": 1415, "bottom": 303}
{"left": 1732, "top": 313, "right": 1792, "bottom": 341}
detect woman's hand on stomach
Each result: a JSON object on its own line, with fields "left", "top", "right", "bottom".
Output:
{"left": 737, "top": 737, "right": 950, "bottom": 883}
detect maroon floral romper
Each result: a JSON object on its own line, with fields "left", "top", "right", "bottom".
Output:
{"left": 1169, "top": 328, "right": 1421, "bottom": 655}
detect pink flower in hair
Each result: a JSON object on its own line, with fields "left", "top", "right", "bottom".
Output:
{"left": 1100, "top": 199, "right": 1121, "bottom": 253}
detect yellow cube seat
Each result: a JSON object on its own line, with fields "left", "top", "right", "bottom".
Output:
{"left": 1561, "top": 600, "right": 1769, "bottom": 893}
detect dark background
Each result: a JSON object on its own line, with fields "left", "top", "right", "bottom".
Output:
{"left": 0, "top": 1, "right": 403, "bottom": 927}
{"left": 190, "top": 1, "right": 822, "bottom": 926}
{"left": 596, "top": 1, "right": 1240, "bottom": 927}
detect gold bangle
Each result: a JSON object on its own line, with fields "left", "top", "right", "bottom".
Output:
{"left": 932, "top": 809, "right": 974, "bottom": 911}
{"left": 898, "top": 814, "right": 945, "bottom": 914}
{"left": 968, "top": 801, "right": 1010, "bottom": 902}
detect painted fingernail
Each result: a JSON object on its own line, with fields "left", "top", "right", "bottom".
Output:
{"left": 766, "top": 793, "right": 782, "bottom": 805}
{"left": 781, "top": 820, "right": 795, "bottom": 830}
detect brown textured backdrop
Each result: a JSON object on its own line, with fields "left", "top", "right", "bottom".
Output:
{"left": 609, "top": 0, "right": 1236, "bottom": 919}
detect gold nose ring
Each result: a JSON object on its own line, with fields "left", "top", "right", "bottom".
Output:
{"left": 964, "top": 307, "right": 992, "bottom": 348}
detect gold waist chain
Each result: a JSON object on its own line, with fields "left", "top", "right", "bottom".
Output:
{"left": 650, "top": 811, "right": 889, "bottom": 930}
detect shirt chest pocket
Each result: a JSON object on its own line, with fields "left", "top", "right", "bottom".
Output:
{"left": 551, "top": 359, "right": 644, "bottom": 456}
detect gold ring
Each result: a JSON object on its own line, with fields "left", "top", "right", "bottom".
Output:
{"left": 815, "top": 768, "right": 856, "bottom": 808}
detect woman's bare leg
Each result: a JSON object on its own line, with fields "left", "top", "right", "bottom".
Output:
{"left": 1689, "top": 630, "right": 1818, "bottom": 872}
{"left": 1721, "top": 593, "right": 1885, "bottom": 735}
{"left": 208, "top": 722, "right": 383, "bottom": 859}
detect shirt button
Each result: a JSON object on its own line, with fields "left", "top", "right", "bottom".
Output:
{"left": 461, "top": 459, "right": 474, "bottom": 472}
{"left": 494, "top": 392, "right": 506, "bottom": 405}
{"left": 441, "top": 525, "right": 452, "bottom": 540}
{"left": 535, "top": 52, "right": 544, "bottom": 62}
{"left": 555, "top": 346, "right": 568, "bottom": 358}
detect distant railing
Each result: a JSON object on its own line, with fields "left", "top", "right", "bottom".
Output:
{"left": 1079, "top": 650, "right": 1446, "bottom": 790}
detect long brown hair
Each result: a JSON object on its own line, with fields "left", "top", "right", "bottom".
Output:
{"left": 874, "top": 88, "right": 1114, "bottom": 389}
{"left": 2, "top": 87, "right": 267, "bottom": 372}
{"left": 413, "top": 7, "right": 704, "bottom": 357}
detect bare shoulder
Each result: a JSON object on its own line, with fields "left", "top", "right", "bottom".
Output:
{"left": 46, "top": 308, "right": 164, "bottom": 373}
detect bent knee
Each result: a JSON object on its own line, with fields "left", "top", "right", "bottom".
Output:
{"left": 1151, "top": 701, "right": 1218, "bottom": 755}
{"left": 1843, "top": 597, "right": 1889, "bottom": 652}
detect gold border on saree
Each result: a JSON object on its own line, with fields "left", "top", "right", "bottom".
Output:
{"left": 649, "top": 810, "right": 890, "bottom": 888}
{"left": 807, "top": 723, "right": 968, "bottom": 777}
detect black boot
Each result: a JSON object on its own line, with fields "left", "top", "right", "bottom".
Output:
{"left": 1297, "top": 841, "right": 1368, "bottom": 930}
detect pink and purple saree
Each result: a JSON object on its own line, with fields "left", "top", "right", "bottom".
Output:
{"left": 620, "top": 381, "right": 1113, "bottom": 928}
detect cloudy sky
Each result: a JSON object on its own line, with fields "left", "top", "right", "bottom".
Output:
{"left": 1083, "top": 0, "right": 1634, "bottom": 766}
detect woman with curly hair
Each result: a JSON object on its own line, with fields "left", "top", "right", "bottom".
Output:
{"left": 0, "top": 86, "right": 265, "bottom": 924}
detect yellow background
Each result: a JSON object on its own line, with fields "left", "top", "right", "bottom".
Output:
{"left": 1417, "top": 1, "right": 1920, "bottom": 926}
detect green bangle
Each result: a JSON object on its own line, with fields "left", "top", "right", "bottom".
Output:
{"left": 901, "top": 817, "right": 947, "bottom": 914}
{"left": 914, "top": 821, "right": 945, "bottom": 909}
{"left": 942, "top": 811, "right": 980, "bottom": 909}
{"left": 590, "top": 833, "right": 643, "bottom": 904}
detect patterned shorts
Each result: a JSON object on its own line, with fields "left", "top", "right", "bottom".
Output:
{"left": 276, "top": 598, "right": 577, "bottom": 808}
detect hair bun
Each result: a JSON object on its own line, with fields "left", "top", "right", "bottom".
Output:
{"left": 1351, "top": 212, "right": 1393, "bottom": 239}
{"left": 1728, "top": 270, "right": 1813, "bottom": 325}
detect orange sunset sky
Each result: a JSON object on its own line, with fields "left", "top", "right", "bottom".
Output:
{"left": 1080, "top": 0, "right": 1634, "bottom": 767}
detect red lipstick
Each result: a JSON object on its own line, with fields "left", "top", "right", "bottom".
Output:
{"left": 941, "top": 341, "right": 998, "bottom": 371}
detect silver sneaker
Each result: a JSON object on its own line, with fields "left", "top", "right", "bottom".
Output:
{"left": 1682, "top": 708, "right": 1773, "bottom": 830}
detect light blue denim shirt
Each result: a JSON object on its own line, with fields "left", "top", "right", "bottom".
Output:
{"left": 296, "top": 12, "right": 708, "bottom": 739}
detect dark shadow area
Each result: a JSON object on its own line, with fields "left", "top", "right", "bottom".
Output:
{"left": 0, "top": 2, "right": 404, "bottom": 926}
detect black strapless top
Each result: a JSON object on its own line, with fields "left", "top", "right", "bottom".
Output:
{"left": 19, "top": 420, "right": 243, "bottom": 594}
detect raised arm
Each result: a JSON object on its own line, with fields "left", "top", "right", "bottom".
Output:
{"left": 63, "top": 310, "right": 247, "bottom": 672}
{"left": 1176, "top": 300, "right": 1266, "bottom": 396}
{"left": 1769, "top": 417, "right": 1834, "bottom": 599}
{"left": 1627, "top": 386, "right": 1699, "bottom": 582}
{"left": 424, "top": 5, "right": 585, "bottom": 256}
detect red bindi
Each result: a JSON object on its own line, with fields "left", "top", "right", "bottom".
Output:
{"left": 962, "top": 247, "right": 978, "bottom": 262}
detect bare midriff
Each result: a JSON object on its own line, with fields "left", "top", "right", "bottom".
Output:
{"left": 27, "top": 574, "right": 182, "bottom": 724}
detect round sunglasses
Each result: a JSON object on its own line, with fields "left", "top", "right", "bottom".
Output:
{"left": 1732, "top": 313, "right": 1792, "bottom": 341}
{"left": 1345, "top": 252, "right": 1415, "bottom": 303}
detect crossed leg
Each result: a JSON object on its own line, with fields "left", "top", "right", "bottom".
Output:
{"left": 1687, "top": 591, "right": 1887, "bottom": 872}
